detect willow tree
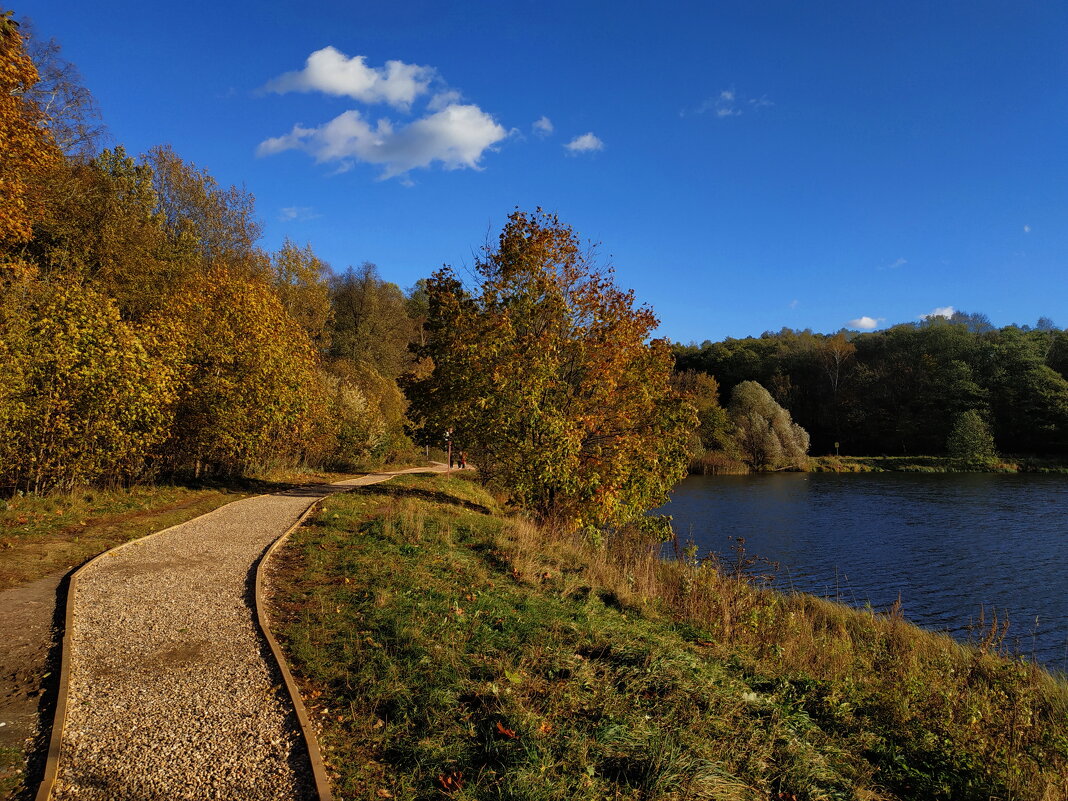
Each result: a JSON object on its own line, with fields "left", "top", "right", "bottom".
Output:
{"left": 728, "top": 380, "right": 809, "bottom": 470}
{"left": 407, "top": 209, "right": 693, "bottom": 531}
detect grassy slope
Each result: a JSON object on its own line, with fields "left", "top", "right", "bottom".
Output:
{"left": 270, "top": 473, "right": 1068, "bottom": 801}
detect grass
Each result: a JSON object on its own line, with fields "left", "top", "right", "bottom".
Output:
{"left": 269, "top": 473, "right": 1068, "bottom": 801}
{"left": 0, "top": 484, "right": 251, "bottom": 590}
{"left": 0, "top": 467, "right": 369, "bottom": 591}
{"left": 810, "top": 455, "right": 1068, "bottom": 474}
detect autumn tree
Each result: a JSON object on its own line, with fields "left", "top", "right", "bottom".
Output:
{"left": 329, "top": 263, "right": 414, "bottom": 379}
{"left": 146, "top": 144, "right": 263, "bottom": 274}
{"left": 407, "top": 209, "right": 694, "bottom": 531}
{"left": 271, "top": 237, "right": 332, "bottom": 352}
{"left": 0, "top": 10, "right": 61, "bottom": 267}
{"left": 27, "top": 146, "right": 179, "bottom": 318}
{"left": 148, "top": 268, "right": 321, "bottom": 476}
{"left": 0, "top": 279, "right": 173, "bottom": 493}
{"left": 728, "top": 380, "right": 809, "bottom": 470}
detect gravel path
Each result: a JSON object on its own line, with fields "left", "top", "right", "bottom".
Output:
{"left": 49, "top": 468, "right": 442, "bottom": 801}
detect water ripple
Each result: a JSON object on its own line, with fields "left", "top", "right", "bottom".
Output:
{"left": 656, "top": 473, "right": 1068, "bottom": 670}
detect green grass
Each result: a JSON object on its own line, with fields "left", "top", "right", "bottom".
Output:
{"left": 810, "top": 455, "right": 1068, "bottom": 474}
{"left": 271, "top": 473, "right": 1068, "bottom": 801}
{"left": 0, "top": 747, "right": 22, "bottom": 798}
{"left": 0, "top": 468, "right": 373, "bottom": 590}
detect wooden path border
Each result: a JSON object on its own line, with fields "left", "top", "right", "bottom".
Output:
{"left": 254, "top": 499, "right": 333, "bottom": 801}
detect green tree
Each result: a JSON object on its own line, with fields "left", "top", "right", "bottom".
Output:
{"left": 329, "top": 262, "right": 414, "bottom": 379}
{"left": 947, "top": 410, "right": 997, "bottom": 467}
{"left": 728, "top": 380, "right": 809, "bottom": 470}
{"left": 407, "top": 208, "right": 694, "bottom": 530}
{"left": 671, "top": 370, "right": 732, "bottom": 454}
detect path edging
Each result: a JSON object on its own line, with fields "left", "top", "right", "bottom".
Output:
{"left": 254, "top": 499, "right": 334, "bottom": 801}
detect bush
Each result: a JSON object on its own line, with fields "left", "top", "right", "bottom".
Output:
{"left": 0, "top": 279, "right": 173, "bottom": 493}
{"left": 947, "top": 409, "right": 998, "bottom": 468}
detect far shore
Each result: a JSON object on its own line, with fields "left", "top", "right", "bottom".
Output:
{"left": 689, "top": 453, "right": 1068, "bottom": 475}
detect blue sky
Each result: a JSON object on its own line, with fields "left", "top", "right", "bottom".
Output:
{"left": 18, "top": 0, "right": 1068, "bottom": 343}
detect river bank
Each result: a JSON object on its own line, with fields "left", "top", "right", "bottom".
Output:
{"left": 268, "top": 471, "right": 1068, "bottom": 800}
{"left": 690, "top": 452, "right": 1068, "bottom": 475}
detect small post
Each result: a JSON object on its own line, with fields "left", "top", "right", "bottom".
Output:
{"left": 446, "top": 428, "right": 453, "bottom": 474}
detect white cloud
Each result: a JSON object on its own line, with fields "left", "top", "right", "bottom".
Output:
{"left": 885, "top": 257, "right": 907, "bottom": 270}
{"left": 1024, "top": 224, "right": 1031, "bottom": 233}
{"left": 532, "top": 116, "right": 553, "bottom": 137}
{"left": 789, "top": 299, "right": 799, "bottom": 309}
{"left": 847, "top": 316, "right": 882, "bottom": 330}
{"left": 921, "top": 306, "right": 956, "bottom": 320}
{"left": 258, "top": 103, "right": 508, "bottom": 179}
{"left": 564, "top": 132, "right": 603, "bottom": 154}
{"left": 278, "top": 206, "right": 320, "bottom": 222}
{"left": 428, "top": 89, "right": 463, "bottom": 111}
{"left": 689, "top": 87, "right": 771, "bottom": 118}
{"left": 263, "top": 47, "right": 435, "bottom": 110}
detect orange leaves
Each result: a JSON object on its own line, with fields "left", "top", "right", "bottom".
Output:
{"left": 436, "top": 771, "right": 464, "bottom": 792}
{"left": 408, "top": 208, "right": 695, "bottom": 530}
{"left": 0, "top": 15, "right": 61, "bottom": 245}
{"left": 495, "top": 720, "right": 517, "bottom": 739}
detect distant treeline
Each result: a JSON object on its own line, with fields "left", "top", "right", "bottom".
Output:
{"left": 673, "top": 315, "right": 1068, "bottom": 457}
{"left": 0, "top": 14, "right": 425, "bottom": 493}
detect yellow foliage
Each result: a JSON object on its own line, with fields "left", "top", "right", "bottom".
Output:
{"left": 146, "top": 267, "right": 322, "bottom": 475}
{"left": 0, "top": 278, "right": 175, "bottom": 492}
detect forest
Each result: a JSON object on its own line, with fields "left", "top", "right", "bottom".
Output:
{"left": 0, "top": 12, "right": 426, "bottom": 494}
{"left": 673, "top": 316, "right": 1068, "bottom": 459}
{"left": 0, "top": 13, "right": 688, "bottom": 532}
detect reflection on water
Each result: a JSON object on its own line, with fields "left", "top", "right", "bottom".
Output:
{"left": 654, "top": 473, "right": 1068, "bottom": 670}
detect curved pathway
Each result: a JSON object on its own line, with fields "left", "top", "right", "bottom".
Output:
{"left": 45, "top": 467, "right": 444, "bottom": 801}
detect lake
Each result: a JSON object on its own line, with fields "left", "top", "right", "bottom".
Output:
{"left": 654, "top": 472, "right": 1068, "bottom": 671}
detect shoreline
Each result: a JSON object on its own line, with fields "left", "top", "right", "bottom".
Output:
{"left": 689, "top": 453, "right": 1068, "bottom": 475}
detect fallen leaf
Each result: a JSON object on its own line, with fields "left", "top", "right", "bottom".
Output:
{"left": 436, "top": 771, "right": 464, "bottom": 792}
{"left": 496, "top": 720, "right": 517, "bottom": 739}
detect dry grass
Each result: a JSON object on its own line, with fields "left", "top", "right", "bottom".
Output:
{"left": 496, "top": 512, "right": 1068, "bottom": 800}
